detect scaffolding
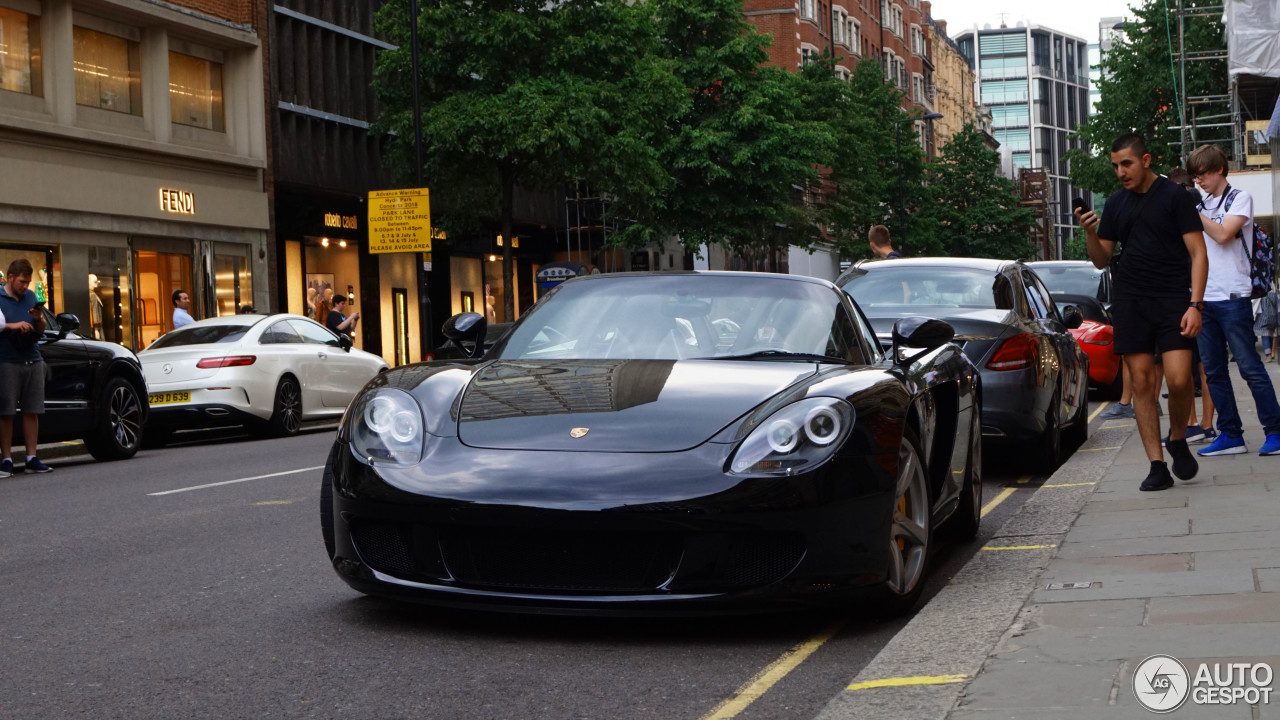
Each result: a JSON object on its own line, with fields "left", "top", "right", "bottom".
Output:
{"left": 1019, "top": 167, "right": 1053, "bottom": 260}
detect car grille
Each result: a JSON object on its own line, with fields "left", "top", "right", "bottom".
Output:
{"left": 440, "top": 531, "right": 681, "bottom": 592}
{"left": 715, "top": 536, "right": 806, "bottom": 590}
{"left": 350, "top": 521, "right": 418, "bottom": 577}
{"left": 350, "top": 521, "right": 806, "bottom": 594}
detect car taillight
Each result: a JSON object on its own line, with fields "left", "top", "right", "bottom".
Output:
{"left": 196, "top": 355, "right": 257, "bottom": 369}
{"left": 986, "top": 334, "right": 1038, "bottom": 371}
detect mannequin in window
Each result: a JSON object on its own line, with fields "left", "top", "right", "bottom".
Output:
{"left": 88, "top": 274, "right": 105, "bottom": 340}
{"left": 484, "top": 283, "right": 497, "bottom": 324}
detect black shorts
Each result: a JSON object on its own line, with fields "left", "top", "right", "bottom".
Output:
{"left": 1111, "top": 297, "right": 1198, "bottom": 355}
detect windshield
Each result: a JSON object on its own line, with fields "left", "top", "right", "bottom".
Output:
{"left": 1029, "top": 264, "right": 1106, "bottom": 299}
{"left": 841, "top": 266, "right": 1013, "bottom": 310}
{"left": 492, "top": 275, "right": 863, "bottom": 362}
{"left": 148, "top": 324, "right": 250, "bottom": 348}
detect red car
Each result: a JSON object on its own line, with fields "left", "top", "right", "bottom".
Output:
{"left": 1071, "top": 317, "right": 1122, "bottom": 397}
{"left": 1027, "top": 261, "right": 1121, "bottom": 398}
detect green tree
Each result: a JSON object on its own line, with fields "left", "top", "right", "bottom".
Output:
{"left": 926, "top": 124, "right": 1036, "bottom": 259}
{"left": 802, "top": 57, "right": 938, "bottom": 259}
{"left": 1066, "top": 0, "right": 1227, "bottom": 195}
{"left": 608, "top": 0, "right": 836, "bottom": 259}
{"left": 372, "top": 0, "right": 685, "bottom": 319}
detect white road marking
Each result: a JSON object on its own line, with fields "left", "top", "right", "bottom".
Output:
{"left": 148, "top": 466, "right": 325, "bottom": 496}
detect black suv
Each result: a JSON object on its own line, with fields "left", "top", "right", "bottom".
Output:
{"left": 20, "top": 310, "right": 149, "bottom": 461}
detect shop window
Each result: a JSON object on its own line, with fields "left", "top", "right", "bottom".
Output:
{"left": 73, "top": 26, "right": 141, "bottom": 115}
{"left": 0, "top": 7, "right": 41, "bottom": 97}
{"left": 88, "top": 247, "right": 130, "bottom": 345}
{"left": 169, "top": 51, "right": 225, "bottom": 132}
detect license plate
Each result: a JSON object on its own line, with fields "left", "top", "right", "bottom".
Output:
{"left": 148, "top": 391, "right": 190, "bottom": 405}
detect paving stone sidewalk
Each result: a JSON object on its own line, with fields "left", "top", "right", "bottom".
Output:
{"left": 820, "top": 362, "right": 1280, "bottom": 720}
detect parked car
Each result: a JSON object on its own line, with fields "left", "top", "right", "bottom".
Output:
{"left": 839, "top": 258, "right": 1090, "bottom": 472}
{"left": 138, "top": 314, "right": 388, "bottom": 446}
{"left": 321, "top": 271, "right": 983, "bottom": 615}
{"left": 26, "top": 309, "right": 149, "bottom": 461}
{"left": 1027, "top": 261, "right": 1121, "bottom": 398}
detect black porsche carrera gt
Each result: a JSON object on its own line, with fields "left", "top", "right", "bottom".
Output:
{"left": 321, "top": 272, "right": 982, "bottom": 615}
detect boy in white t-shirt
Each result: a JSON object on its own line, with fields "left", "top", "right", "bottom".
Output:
{"left": 1187, "top": 144, "right": 1280, "bottom": 456}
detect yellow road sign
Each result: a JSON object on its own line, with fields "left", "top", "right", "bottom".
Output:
{"left": 368, "top": 188, "right": 432, "bottom": 253}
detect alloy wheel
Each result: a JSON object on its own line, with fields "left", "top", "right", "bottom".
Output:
{"left": 886, "top": 437, "right": 929, "bottom": 596}
{"left": 279, "top": 380, "right": 302, "bottom": 434}
{"left": 109, "top": 384, "right": 142, "bottom": 450}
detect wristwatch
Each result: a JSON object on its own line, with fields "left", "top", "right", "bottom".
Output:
{"left": 1189, "top": 301, "right": 1203, "bottom": 310}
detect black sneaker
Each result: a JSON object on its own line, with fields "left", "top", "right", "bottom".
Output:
{"left": 24, "top": 457, "right": 52, "bottom": 473}
{"left": 0, "top": 458, "right": 11, "bottom": 478}
{"left": 1140, "top": 461, "right": 1175, "bottom": 491}
{"left": 1166, "top": 439, "right": 1198, "bottom": 480}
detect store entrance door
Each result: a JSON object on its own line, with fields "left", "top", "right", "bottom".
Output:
{"left": 132, "top": 241, "right": 193, "bottom": 349}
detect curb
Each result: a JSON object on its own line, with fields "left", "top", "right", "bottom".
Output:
{"left": 815, "top": 422, "right": 1136, "bottom": 720}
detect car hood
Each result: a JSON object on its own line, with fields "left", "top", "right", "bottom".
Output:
{"left": 455, "top": 359, "right": 824, "bottom": 452}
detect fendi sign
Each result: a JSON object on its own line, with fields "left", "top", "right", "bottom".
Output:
{"left": 159, "top": 188, "right": 195, "bottom": 215}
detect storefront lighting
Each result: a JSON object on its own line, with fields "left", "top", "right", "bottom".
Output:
{"left": 489, "top": 255, "right": 497, "bottom": 262}
{"left": 321, "top": 237, "right": 330, "bottom": 248}
{"left": 339, "top": 239, "right": 347, "bottom": 248}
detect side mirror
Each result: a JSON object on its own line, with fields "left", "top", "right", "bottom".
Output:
{"left": 44, "top": 312, "right": 80, "bottom": 342}
{"left": 1061, "top": 304, "right": 1084, "bottom": 330}
{"left": 891, "top": 316, "right": 954, "bottom": 363}
{"left": 442, "top": 312, "right": 487, "bottom": 359}
{"left": 338, "top": 333, "right": 353, "bottom": 351}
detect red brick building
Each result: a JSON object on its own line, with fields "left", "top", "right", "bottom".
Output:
{"left": 743, "top": 0, "right": 941, "bottom": 154}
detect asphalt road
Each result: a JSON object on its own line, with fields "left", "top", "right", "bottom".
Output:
{"left": 0, "top": 405, "right": 1101, "bottom": 720}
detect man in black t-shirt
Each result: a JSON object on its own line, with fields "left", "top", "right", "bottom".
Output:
{"left": 325, "top": 295, "right": 359, "bottom": 338}
{"left": 1077, "top": 133, "right": 1208, "bottom": 491}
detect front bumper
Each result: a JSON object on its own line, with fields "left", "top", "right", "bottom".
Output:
{"left": 325, "top": 436, "right": 898, "bottom": 615}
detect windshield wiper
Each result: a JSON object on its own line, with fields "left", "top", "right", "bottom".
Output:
{"left": 718, "top": 350, "right": 849, "bottom": 363}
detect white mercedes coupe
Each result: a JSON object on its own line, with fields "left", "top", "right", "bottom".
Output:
{"left": 139, "top": 314, "right": 388, "bottom": 446}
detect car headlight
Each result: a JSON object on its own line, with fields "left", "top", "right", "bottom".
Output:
{"left": 349, "top": 389, "right": 424, "bottom": 466}
{"left": 729, "top": 398, "right": 854, "bottom": 476}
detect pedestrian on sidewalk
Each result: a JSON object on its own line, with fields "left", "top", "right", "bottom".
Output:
{"left": 1186, "top": 143, "right": 1280, "bottom": 456}
{"left": 1077, "top": 133, "right": 1207, "bottom": 491}
{"left": 1254, "top": 286, "right": 1278, "bottom": 360}
{"left": 0, "top": 258, "right": 53, "bottom": 477}
{"left": 868, "top": 225, "right": 902, "bottom": 259}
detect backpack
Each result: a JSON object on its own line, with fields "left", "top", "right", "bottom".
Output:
{"left": 1215, "top": 187, "right": 1275, "bottom": 299}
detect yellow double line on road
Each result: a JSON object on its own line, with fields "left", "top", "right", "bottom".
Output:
{"left": 699, "top": 475, "right": 1029, "bottom": 719}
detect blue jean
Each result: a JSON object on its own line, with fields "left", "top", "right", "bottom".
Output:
{"left": 1197, "top": 298, "right": 1280, "bottom": 438}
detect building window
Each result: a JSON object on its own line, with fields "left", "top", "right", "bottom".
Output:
{"left": 832, "top": 9, "right": 843, "bottom": 45}
{"left": 0, "top": 7, "right": 41, "bottom": 97}
{"left": 801, "top": 45, "right": 818, "bottom": 66}
{"left": 73, "top": 26, "right": 141, "bottom": 115}
{"left": 883, "top": 49, "right": 895, "bottom": 82}
{"left": 850, "top": 20, "right": 861, "bottom": 54}
{"left": 800, "top": 0, "right": 815, "bottom": 20}
{"left": 169, "top": 51, "right": 225, "bottom": 132}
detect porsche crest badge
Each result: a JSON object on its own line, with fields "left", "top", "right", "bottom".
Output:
{"left": 569, "top": 427, "right": 589, "bottom": 438}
